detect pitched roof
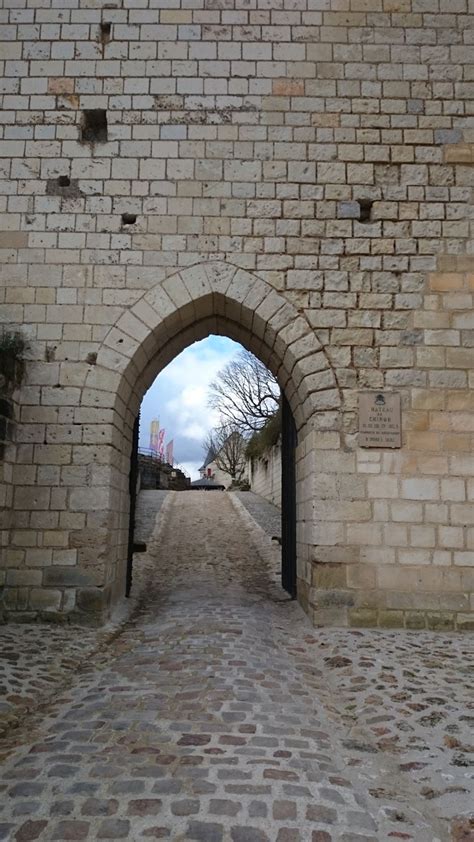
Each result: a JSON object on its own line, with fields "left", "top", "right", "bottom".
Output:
{"left": 199, "top": 445, "right": 216, "bottom": 472}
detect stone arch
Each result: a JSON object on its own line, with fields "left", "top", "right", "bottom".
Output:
{"left": 76, "top": 261, "right": 341, "bottom": 618}
{"left": 87, "top": 261, "right": 340, "bottom": 444}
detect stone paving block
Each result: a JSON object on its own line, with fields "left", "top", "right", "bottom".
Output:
{"left": 127, "top": 798, "right": 162, "bottom": 816}
{"left": 276, "top": 831, "right": 301, "bottom": 842}
{"left": 231, "top": 828, "right": 269, "bottom": 842}
{"left": 51, "top": 801, "right": 74, "bottom": 817}
{"left": 186, "top": 820, "right": 224, "bottom": 841}
{"left": 81, "top": 797, "right": 118, "bottom": 816}
{"left": 51, "top": 821, "right": 89, "bottom": 840}
{"left": 97, "top": 818, "right": 130, "bottom": 838}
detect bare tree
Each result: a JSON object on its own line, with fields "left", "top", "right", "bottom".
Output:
{"left": 208, "top": 349, "right": 279, "bottom": 435}
{"left": 202, "top": 424, "right": 247, "bottom": 483}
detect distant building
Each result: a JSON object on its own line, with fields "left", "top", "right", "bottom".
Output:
{"left": 199, "top": 446, "right": 232, "bottom": 490}
{"left": 199, "top": 435, "right": 248, "bottom": 490}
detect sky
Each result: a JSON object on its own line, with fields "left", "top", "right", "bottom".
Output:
{"left": 139, "top": 335, "right": 242, "bottom": 480}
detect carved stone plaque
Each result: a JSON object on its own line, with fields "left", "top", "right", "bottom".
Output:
{"left": 359, "top": 392, "right": 401, "bottom": 448}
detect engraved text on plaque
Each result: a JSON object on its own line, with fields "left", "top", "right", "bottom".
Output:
{"left": 359, "top": 392, "right": 401, "bottom": 448}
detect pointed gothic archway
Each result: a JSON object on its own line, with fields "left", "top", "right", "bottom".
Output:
{"left": 75, "top": 261, "right": 341, "bottom": 619}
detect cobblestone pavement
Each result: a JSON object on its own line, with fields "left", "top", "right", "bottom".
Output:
{"left": 0, "top": 491, "right": 472, "bottom": 841}
{"left": 234, "top": 493, "right": 474, "bottom": 841}
{"left": 0, "top": 625, "right": 99, "bottom": 741}
{"left": 233, "top": 492, "right": 281, "bottom": 541}
{"left": 308, "top": 629, "right": 473, "bottom": 825}
{"left": 134, "top": 491, "right": 169, "bottom": 544}
{"left": 0, "top": 491, "right": 170, "bottom": 741}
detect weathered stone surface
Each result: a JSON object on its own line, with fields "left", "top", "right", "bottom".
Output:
{"left": 75, "top": 587, "right": 107, "bottom": 615}
{"left": 14, "top": 821, "right": 48, "bottom": 842}
{"left": 43, "top": 567, "right": 96, "bottom": 588}
{"left": 97, "top": 820, "right": 130, "bottom": 838}
{"left": 0, "top": 0, "right": 473, "bottom": 634}
{"left": 28, "top": 589, "right": 61, "bottom": 611}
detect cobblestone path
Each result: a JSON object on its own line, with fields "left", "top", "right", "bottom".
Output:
{"left": 134, "top": 491, "right": 169, "bottom": 545}
{"left": 0, "top": 492, "right": 472, "bottom": 841}
{"left": 233, "top": 492, "right": 281, "bottom": 542}
{"left": 0, "top": 492, "right": 171, "bottom": 742}
{"left": 0, "top": 625, "right": 99, "bottom": 741}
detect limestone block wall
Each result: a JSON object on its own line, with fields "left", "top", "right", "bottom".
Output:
{"left": 248, "top": 445, "right": 282, "bottom": 508}
{"left": 0, "top": 0, "right": 473, "bottom": 629}
{"left": 0, "top": 388, "right": 16, "bottom": 617}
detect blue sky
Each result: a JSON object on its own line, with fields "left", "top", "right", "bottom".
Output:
{"left": 139, "top": 335, "right": 242, "bottom": 480}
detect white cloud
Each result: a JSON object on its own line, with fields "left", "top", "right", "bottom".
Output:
{"left": 180, "top": 461, "right": 202, "bottom": 481}
{"left": 139, "top": 336, "right": 241, "bottom": 479}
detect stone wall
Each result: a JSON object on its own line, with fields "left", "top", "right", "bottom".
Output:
{"left": 0, "top": 391, "right": 16, "bottom": 620}
{"left": 0, "top": 0, "right": 473, "bottom": 629}
{"left": 248, "top": 445, "right": 282, "bottom": 508}
{"left": 0, "top": 351, "right": 24, "bottom": 619}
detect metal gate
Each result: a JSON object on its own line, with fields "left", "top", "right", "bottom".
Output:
{"left": 125, "top": 414, "right": 139, "bottom": 597}
{"left": 281, "top": 394, "right": 297, "bottom": 598}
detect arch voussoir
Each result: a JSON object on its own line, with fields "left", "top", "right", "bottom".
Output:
{"left": 96, "top": 260, "right": 340, "bottom": 435}
{"left": 115, "top": 311, "right": 151, "bottom": 346}
{"left": 143, "top": 284, "right": 176, "bottom": 322}
{"left": 242, "top": 277, "right": 268, "bottom": 314}
{"left": 275, "top": 319, "right": 309, "bottom": 374}
{"left": 162, "top": 273, "right": 193, "bottom": 311}
{"left": 180, "top": 263, "right": 212, "bottom": 301}
{"left": 204, "top": 260, "right": 238, "bottom": 296}
{"left": 255, "top": 288, "right": 287, "bottom": 326}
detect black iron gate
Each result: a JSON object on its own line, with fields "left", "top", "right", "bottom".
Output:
{"left": 281, "top": 394, "right": 297, "bottom": 598}
{"left": 126, "top": 414, "right": 139, "bottom": 597}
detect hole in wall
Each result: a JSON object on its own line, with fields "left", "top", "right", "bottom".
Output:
{"left": 121, "top": 213, "right": 137, "bottom": 226}
{"left": 80, "top": 109, "right": 108, "bottom": 144}
{"left": 358, "top": 199, "right": 373, "bottom": 223}
{"left": 100, "top": 21, "right": 111, "bottom": 44}
{"left": 46, "top": 177, "right": 82, "bottom": 197}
